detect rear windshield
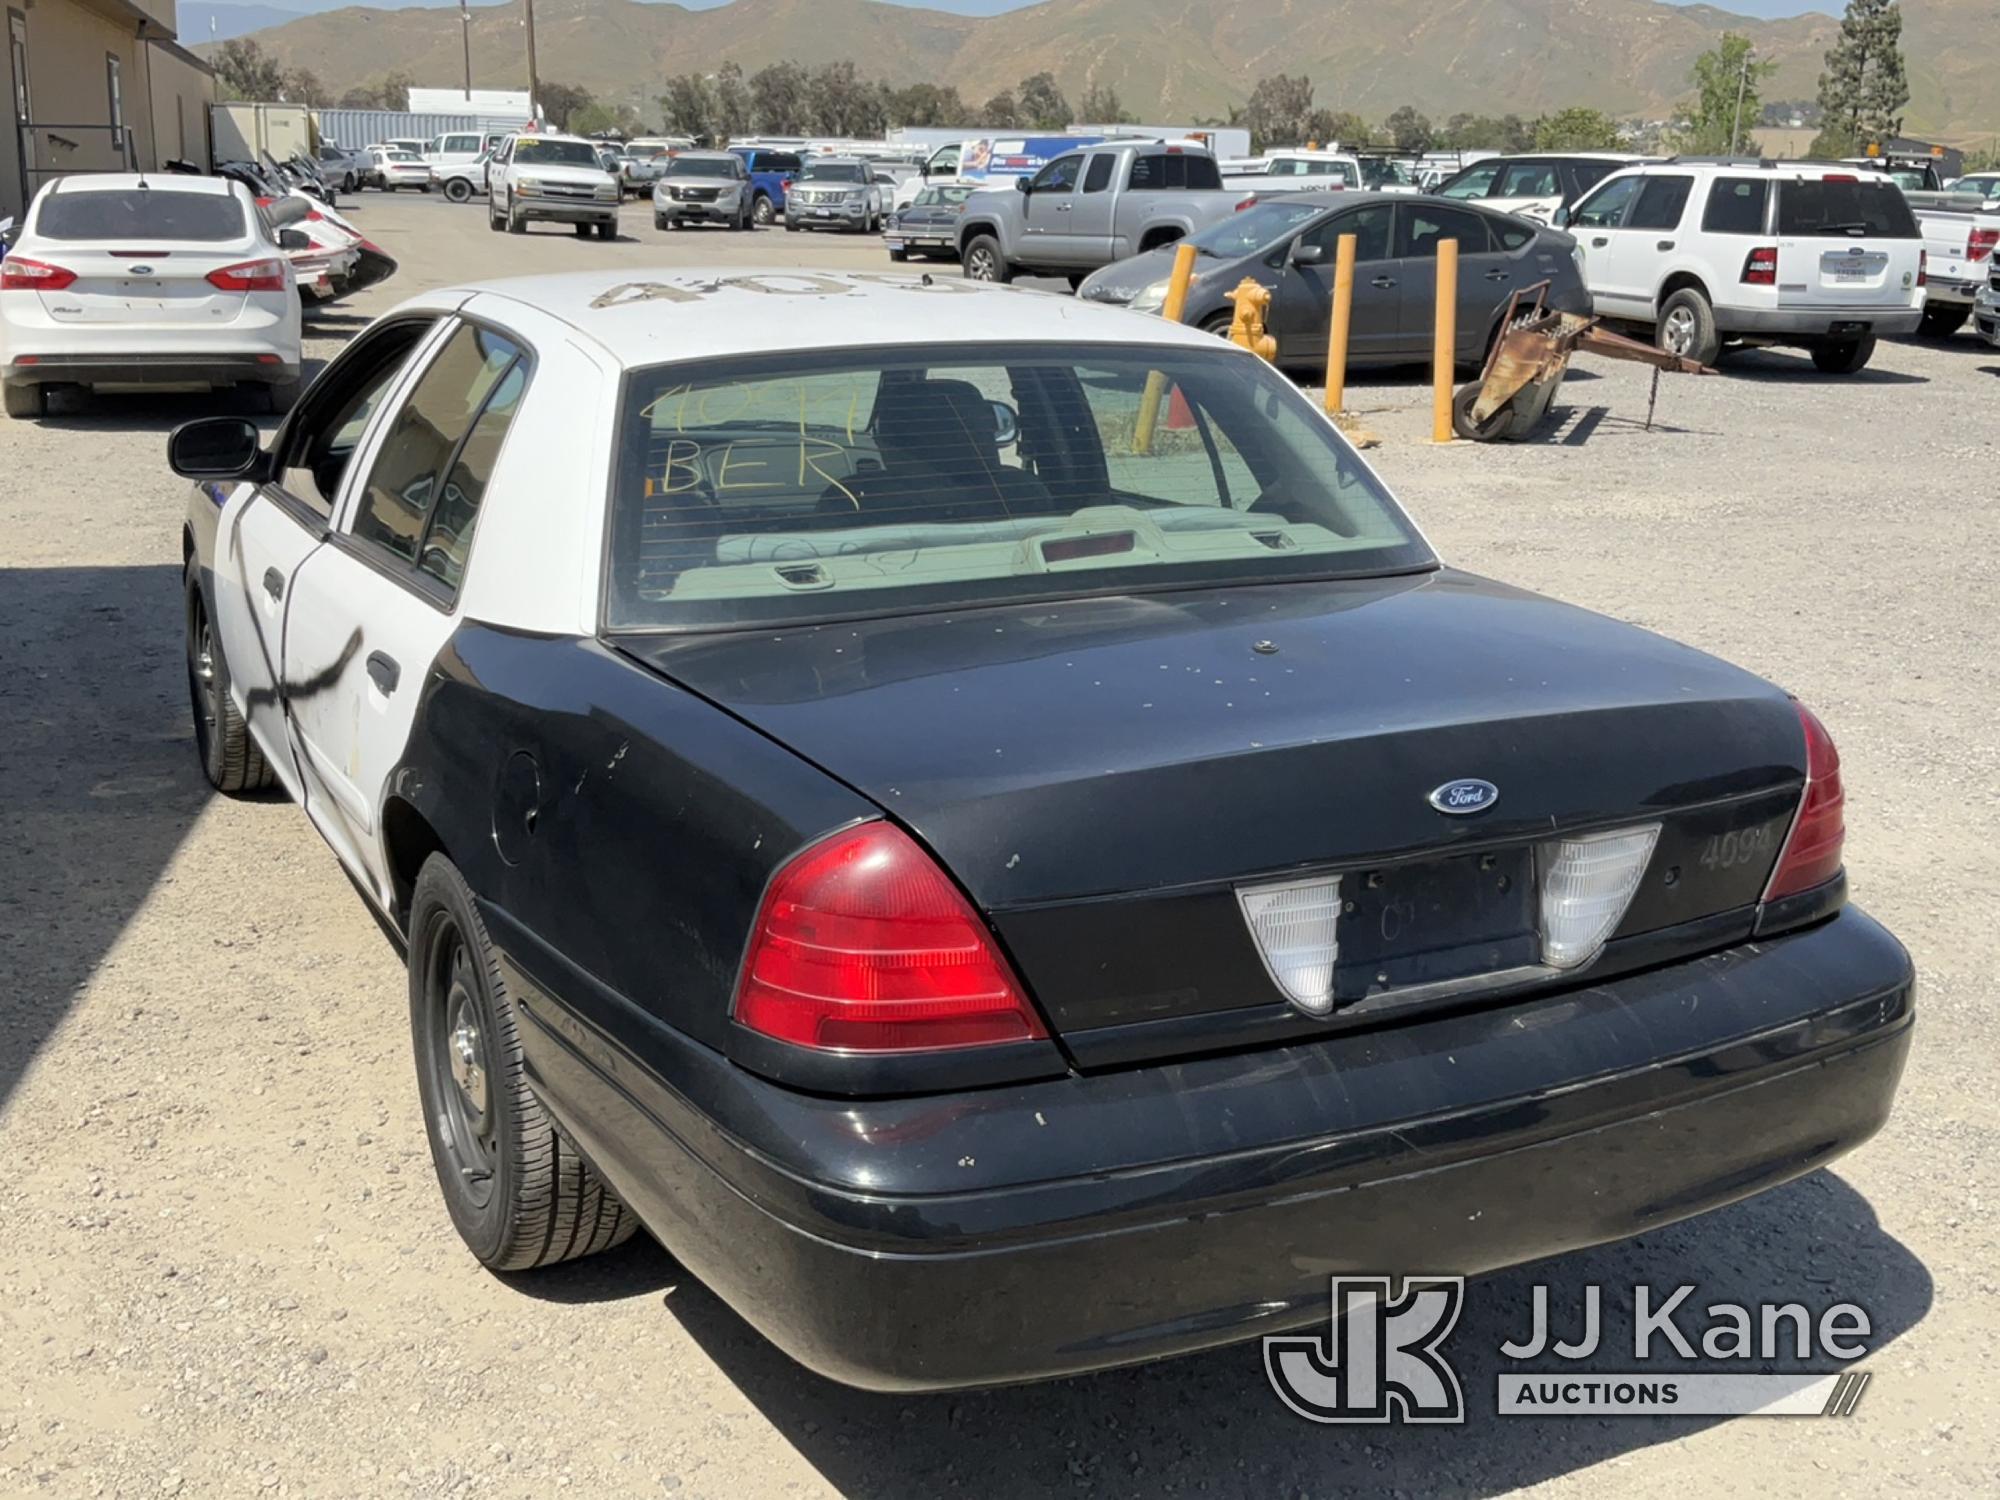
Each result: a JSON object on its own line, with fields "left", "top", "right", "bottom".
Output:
{"left": 36, "top": 189, "right": 244, "bottom": 242}
{"left": 1128, "top": 153, "right": 1223, "bottom": 190}
{"left": 512, "top": 139, "right": 600, "bottom": 168}
{"left": 1777, "top": 179, "right": 1918, "bottom": 238}
{"left": 606, "top": 340, "right": 1431, "bottom": 630}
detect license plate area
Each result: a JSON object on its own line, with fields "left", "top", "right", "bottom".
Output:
{"left": 1334, "top": 847, "right": 1538, "bottom": 1001}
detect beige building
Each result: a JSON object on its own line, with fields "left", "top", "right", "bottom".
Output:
{"left": 2, "top": 0, "right": 215, "bottom": 225}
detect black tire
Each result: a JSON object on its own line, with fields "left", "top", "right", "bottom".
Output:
{"left": 752, "top": 194, "right": 775, "bottom": 226}
{"left": 2, "top": 380, "right": 45, "bottom": 420}
{"left": 574, "top": 222, "right": 592, "bottom": 238}
{"left": 1451, "top": 383, "right": 1513, "bottom": 442}
{"left": 262, "top": 378, "right": 300, "bottom": 415}
{"left": 654, "top": 214, "right": 671, "bottom": 232}
{"left": 1918, "top": 303, "right": 1969, "bottom": 339}
{"left": 1811, "top": 335, "right": 1877, "bottom": 374}
{"left": 408, "top": 855, "right": 637, "bottom": 1272}
{"left": 505, "top": 195, "right": 526, "bottom": 235}
{"left": 1655, "top": 287, "right": 1721, "bottom": 365}
{"left": 597, "top": 221, "right": 616, "bottom": 240}
{"left": 888, "top": 246, "right": 909, "bottom": 262}
{"left": 784, "top": 217, "right": 798, "bottom": 233}
{"left": 443, "top": 177, "right": 472, "bottom": 204}
{"left": 488, "top": 201, "right": 503, "bottom": 232}
{"left": 183, "top": 555, "right": 274, "bottom": 794}
{"left": 1199, "top": 310, "right": 1234, "bottom": 339}
{"left": 962, "top": 233, "right": 1010, "bottom": 283}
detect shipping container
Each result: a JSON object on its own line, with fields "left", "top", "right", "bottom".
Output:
{"left": 209, "top": 102, "right": 314, "bottom": 168}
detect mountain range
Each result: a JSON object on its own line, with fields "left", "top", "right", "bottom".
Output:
{"left": 198, "top": 0, "right": 1998, "bottom": 141}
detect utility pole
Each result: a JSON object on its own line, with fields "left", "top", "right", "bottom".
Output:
{"left": 459, "top": 0, "right": 473, "bottom": 100}
{"left": 523, "top": 0, "right": 541, "bottom": 127}
{"left": 1720, "top": 47, "right": 1752, "bottom": 159}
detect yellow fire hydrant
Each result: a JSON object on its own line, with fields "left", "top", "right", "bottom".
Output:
{"left": 1225, "top": 278, "right": 1277, "bottom": 362}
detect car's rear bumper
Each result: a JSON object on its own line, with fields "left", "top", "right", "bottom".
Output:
{"left": 1924, "top": 275, "right": 1979, "bottom": 306}
{"left": 4, "top": 352, "right": 299, "bottom": 387}
{"left": 507, "top": 904, "right": 1913, "bottom": 1392}
{"left": 1720, "top": 304, "right": 1924, "bottom": 337}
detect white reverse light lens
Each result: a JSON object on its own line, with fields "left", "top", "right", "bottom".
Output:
{"left": 1238, "top": 875, "right": 1342, "bottom": 1015}
{"left": 1538, "top": 824, "right": 1660, "bottom": 971}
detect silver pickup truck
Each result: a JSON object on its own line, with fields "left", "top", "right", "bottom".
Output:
{"left": 956, "top": 141, "right": 1247, "bottom": 284}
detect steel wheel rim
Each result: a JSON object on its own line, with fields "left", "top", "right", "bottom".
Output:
{"left": 967, "top": 247, "right": 996, "bottom": 280}
{"left": 1662, "top": 307, "right": 1696, "bottom": 355}
{"left": 428, "top": 921, "right": 497, "bottom": 1209}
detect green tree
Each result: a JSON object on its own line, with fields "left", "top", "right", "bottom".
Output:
{"left": 280, "top": 67, "right": 330, "bottom": 109}
{"left": 1077, "top": 82, "right": 1134, "bottom": 125}
{"left": 1237, "top": 73, "right": 1315, "bottom": 151}
{"left": 1016, "top": 72, "right": 1070, "bottom": 130}
{"left": 1680, "top": 33, "right": 1778, "bottom": 154}
{"left": 713, "top": 62, "right": 751, "bottom": 140}
{"left": 1383, "top": 104, "right": 1432, "bottom": 152}
{"left": 885, "top": 82, "right": 968, "bottom": 127}
{"left": 749, "top": 62, "right": 811, "bottom": 135}
{"left": 658, "top": 75, "right": 715, "bottom": 139}
{"left": 1810, "top": 0, "right": 1908, "bottom": 158}
{"left": 807, "top": 61, "right": 886, "bottom": 137}
{"left": 1305, "top": 108, "right": 1372, "bottom": 148}
{"left": 573, "top": 101, "right": 645, "bottom": 139}
{"left": 1533, "top": 107, "right": 1625, "bottom": 151}
{"left": 537, "top": 81, "right": 593, "bottom": 133}
{"left": 212, "top": 39, "right": 286, "bottom": 102}
{"left": 980, "top": 90, "right": 1022, "bottom": 129}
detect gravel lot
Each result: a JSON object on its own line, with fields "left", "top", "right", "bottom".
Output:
{"left": 3, "top": 192, "right": 1996, "bottom": 1499}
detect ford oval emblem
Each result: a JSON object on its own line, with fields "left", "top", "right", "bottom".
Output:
{"left": 1429, "top": 778, "right": 1499, "bottom": 815}
{"left": 130, "top": 265, "right": 154, "bottom": 276}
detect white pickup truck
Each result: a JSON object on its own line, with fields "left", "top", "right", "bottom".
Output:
{"left": 1220, "top": 151, "right": 1363, "bottom": 196}
{"left": 1904, "top": 189, "right": 2000, "bottom": 338}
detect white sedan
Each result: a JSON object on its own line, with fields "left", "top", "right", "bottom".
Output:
{"left": 1, "top": 173, "right": 303, "bottom": 418}
{"left": 369, "top": 147, "right": 434, "bottom": 192}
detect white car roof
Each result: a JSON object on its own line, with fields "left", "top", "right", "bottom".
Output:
{"left": 45, "top": 172, "right": 234, "bottom": 196}
{"left": 398, "top": 269, "right": 1232, "bottom": 370}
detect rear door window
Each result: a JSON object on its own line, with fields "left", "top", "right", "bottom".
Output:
{"left": 1083, "top": 154, "right": 1113, "bottom": 192}
{"left": 36, "top": 189, "right": 244, "bottom": 241}
{"left": 1776, "top": 179, "right": 1919, "bottom": 238}
{"left": 1626, "top": 174, "right": 1693, "bottom": 231}
{"left": 1496, "top": 161, "right": 1560, "bottom": 198}
{"left": 1564, "top": 160, "right": 1621, "bottom": 200}
{"left": 1702, "top": 177, "right": 1770, "bottom": 234}
{"left": 1395, "top": 203, "right": 1491, "bottom": 257}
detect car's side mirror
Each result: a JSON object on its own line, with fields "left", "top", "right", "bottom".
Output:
{"left": 169, "top": 417, "right": 268, "bottom": 481}
{"left": 1016, "top": 176, "right": 1032, "bottom": 194}
{"left": 990, "top": 401, "right": 1020, "bottom": 448}
{"left": 266, "top": 196, "right": 309, "bottom": 228}
{"left": 1551, "top": 205, "right": 1572, "bottom": 229}
{"left": 1290, "top": 240, "right": 1327, "bottom": 267}
{"left": 278, "top": 228, "right": 311, "bottom": 250}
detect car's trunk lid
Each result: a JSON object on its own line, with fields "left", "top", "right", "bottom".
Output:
{"left": 1775, "top": 176, "right": 1920, "bottom": 307}
{"left": 623, "top": 572, "right": 1807, "bottom": 1058}
{"left": 34, "top": 243, "right": 256, "bottom": 325}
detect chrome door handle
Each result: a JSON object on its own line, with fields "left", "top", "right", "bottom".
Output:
{"left": 262, "top": 567, "right": 284, "bottom": 601}
{"left": 1591, "top": 236, "right": 1609, "bottom": 248}
{"left": 1485, "top": 269, "right": 1509, "bottom": 281}
{"left": 1370, "top": 275, "right": 1396, "bottom": 288}
{"left": 366, "top": 651, "right": 400, "bottom": 695}
{"left": 1054, "top": 203, "right": 1071, "bottom": 212}
{"left": 1656, "top": 239, "right": 1676, "bottom": 251}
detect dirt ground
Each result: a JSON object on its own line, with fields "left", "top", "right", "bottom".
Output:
{"left": 2, "top": 194, "right": 1995, "bottom": 1498}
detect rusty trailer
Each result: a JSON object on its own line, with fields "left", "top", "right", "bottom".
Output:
{"left": 1452, "top": 281, "right": 1717, "bottom": 442}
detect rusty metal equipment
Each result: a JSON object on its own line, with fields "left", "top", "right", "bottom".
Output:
{"left": 1453, "top": 281, "right": 1716, "bottom": 443}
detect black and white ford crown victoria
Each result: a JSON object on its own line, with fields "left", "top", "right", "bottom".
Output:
{"left": 171, "top": 269, "right": 1913, "bottom": 1391}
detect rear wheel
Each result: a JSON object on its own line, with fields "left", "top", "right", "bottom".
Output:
{"left": 962, "top": 234, "right": 1010, "bottom": 283}
{"left": 1918, "top": 303, "right": 1969, "bottom": 339}
{"left": 409, "top": 855, "right": 637, "bottom": 1271}
{"left": 1810, "top": 335, "right": 1877, "bottom": 374}
{"left": 1656, "top": 288, "right": 1721, "bottom": 365}
{"left": 2, "top": 381, "right": 45, "bottom": 420}
{"left": 574, "top": 222, "right": 592, "bottom": 238}
{"left": 443, "top": 177, "right": 472, "bottom": 204}
{"left": 751, "top": 194, "right": 774, "bottom": 226}
{"left": 183, "top": 555, "right": 273, "bottom": 794}
{"left": 262, "top": 379, "right": 300, "bottom": 415}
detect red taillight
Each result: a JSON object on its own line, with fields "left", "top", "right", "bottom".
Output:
{"left": 781, "top": 178, "right": 793, "bottom": 193}
{"left": 1234, "top": 195, "right": 1258, "bottom": 212}
{"left": 1762, "top": 702, "right": 1845, "bottom": 903}
{"left": 1742, "top": 246, "right": 1778, "bottom": 285}
{"left": 1969, "top": 227, "right": 1998, "bottom": 264}
{"left": 1917, "top": 248, "right": 1927, "bottom": 286}
{"left": 207, "top": 257, "right": 287, "bottom": 292}
{"left": 0, "top": 256, "right": 77, "bottom": 291}
{"left": 734, "top": 822, "right": 1047, "bottom": 1053}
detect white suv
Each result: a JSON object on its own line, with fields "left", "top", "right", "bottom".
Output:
{"left": 1560, "top": 159, "right": 1925, "bottom": 374}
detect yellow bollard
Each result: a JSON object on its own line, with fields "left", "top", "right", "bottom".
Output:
{"left": 1134, "top": 242, "right": 1200, "bottom": 454}
{"left": 1431, "top": 237, "right": 1458, "bottom": 444}
{"left": 1323, "top": 231, "right": 1357, "bottom": 417}
{"left": 1225, "top": 278, "right": 1277, "bottom": 361}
